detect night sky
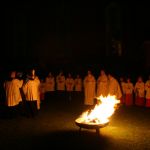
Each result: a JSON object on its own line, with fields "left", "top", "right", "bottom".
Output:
{"left": 4, "top": 1, "right": 150, "bottom": 72}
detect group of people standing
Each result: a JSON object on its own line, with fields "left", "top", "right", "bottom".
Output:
{"left": 3, "top": 69, "right": 40, "bottom": 118}
{"left": 83, "top": 70, "right": 150, "bottom": 108}
{"left": 120, "top": 76, "right": 150, "bottom": 107}
{"left": 41, "top": 69, "right": 122, "bottom": 106}
{"left": 83, "top": 70, "right": 122, "bottom": 105}
{"left": 3, "top": 69, "right": 83, "bottom": 118}
{"left": 40, "top": 69, "right": 122, "bottom": 106}
{"left": 2, "top": 68, "right": 150, "bottom": 118}
{"left": 42, "top": 71, "right": 82, "bottom": 101}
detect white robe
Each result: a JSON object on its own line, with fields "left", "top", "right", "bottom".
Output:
{"left": 56, "top": 75, "right": 65, "bottom": 91}
{"left": 134, "top": 82, "right": 145, "bottom": 98}
{"left": 4, "top": 79, "right": 23, "bottom": 107}
{"left": 108, "top": 77, "right": 122, "bottom": 99}
{"left": 83, "top": 75, "right": 96, "bottom": 105}
{"left": 125, "top": 83, "right": 134, "bottom": 94}
{"left": 45, "top": 77, "right": 55, "bottom": 92}
{"left": 145, "top": 80, "right": 150, "bottom": 99}
{"left": 96, "top": 75, "right": 108, "bottom": 97}
{"left": 23, "top": 78, "right": 40, "bottom": 102}
{"left": 74, "top": 78, "right": 82, "bottom": 91}
{"left": 65, "top": 78, "right": 74, "bottom": 91}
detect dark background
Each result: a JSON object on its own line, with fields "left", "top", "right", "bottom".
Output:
{"left": 4, "top": 1, "right": 150, "bottom": 77}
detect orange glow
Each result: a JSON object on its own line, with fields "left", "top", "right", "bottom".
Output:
{"left": 76, "top": 95, "right": 120, "bottom": 124}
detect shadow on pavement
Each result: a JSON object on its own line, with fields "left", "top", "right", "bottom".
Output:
{"left": 16, "top": 130, "right": 110, "bottom": 150}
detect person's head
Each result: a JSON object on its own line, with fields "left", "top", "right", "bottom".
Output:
{"left": 27, "top": 69, "right": 35, "bottom": 80}
{"left": 32, "top": 69, "right": 35, "bottom": 76}
{"left": 137, "top": 76, "right": 143, "bottom": 82}
{"left": 87, "top": 70, "right": 92, "bottom": 76}
{"left": 127, "top": 78, "right": 131, "bottom": 83}
{"left": 10, "top": 71, "right": 16, "bottom": 79}
{"left": 100, "top": 70, "right": 105, "bottom": 76}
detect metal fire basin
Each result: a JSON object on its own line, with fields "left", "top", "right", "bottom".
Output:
{"left": 75, "top": 118, "right": 109, "bottom": 135}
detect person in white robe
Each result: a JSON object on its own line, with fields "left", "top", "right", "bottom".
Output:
{"left": 45, "top": 72, "right": 55, "bottom": 92}
{"left": 65, "top": 73, "right": 74, "bottom": 101}
{"left": 124, "top": 77, "right": 134, "bottom": 106}
{"left": 56, "top": 71, "right": 65, "bottom": 91}
{"left": 145, "top": 75, "right": 150, "bottom": 107}
{"left": 96, "top": 70, "right": 108, "bottom": 97}
{"left": 23, "top": 70, "right": 40, "bottom": 117}
{"left": 65, "top": 73, "right": 74, "bottom": 91}
{"left": 74, "top": 74, "right": 83, "bottom": 102}
{"left": 74, "top": 75, "right": 82, "bottom": 92}
{"left": 83, "top": 70, "right": 96, "bottom": 105}
{"left": 134, "top": 76, "right": 145, "bottom": 106}
{"left": 107, "top": 73, "right": 122, "bottom": 100}
{"left": 4, "top": 71, "right": 23, "bottom": 117}
{"left": 33, "top": 71, "right": 41, "bottom": 110}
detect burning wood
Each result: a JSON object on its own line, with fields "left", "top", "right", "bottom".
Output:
{"left": 76, "top": 95, "right": 120, "bottom": 125}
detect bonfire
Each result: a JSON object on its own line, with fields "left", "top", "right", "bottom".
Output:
{"left": 75, "top": 95, "right": 120, "bottom": 128}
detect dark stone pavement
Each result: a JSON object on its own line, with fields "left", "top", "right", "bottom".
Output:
{"left": 0, "top": 92, "right": 150, "bottom": 150}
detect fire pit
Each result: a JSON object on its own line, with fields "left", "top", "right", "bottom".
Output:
{"left": 75, "top": 95, "right": 120, "bottom": 135}
{"left": 75, "top": 118, "right": 109, "bottom": 135}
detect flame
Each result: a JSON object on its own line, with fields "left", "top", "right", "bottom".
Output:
{"left": 77, "top": 95, "right": 120, "bottom": 124}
